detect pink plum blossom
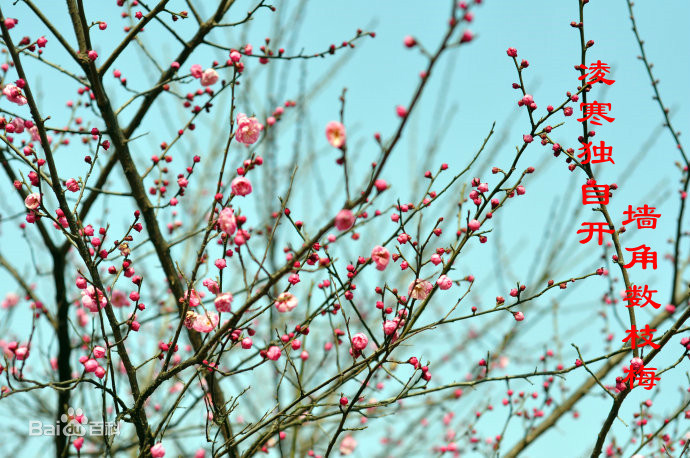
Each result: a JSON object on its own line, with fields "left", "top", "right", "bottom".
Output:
{"left": 371, "top": 245, "right": 390, "bottom": 271}
{"left": 214, "top": 292, "right": 233, "bottom": 312}
{"left": 436, "top": 275, "right": 453, "bottom": 290}
{"left": 218, "top": 207, "right": 237, "bottom": 235}
{"left": 1, "top": 292, "right": 19, "bottom": 309}
{"left": 15, "top": 346, "right": 30, "bottom": 360}
{"left": 193, "top": 311, "right": 219, "bottom": 333}
{"left": 24, "top": 193, "right": 40, "bottom": 210}
{"left": 335, "top": 209, "right": 355, "bottom": 231}
{"left": 200, "top": 68, "right": 219, "bottom": 86}
{"left": 111, "top": 290, "right": 129, "bottom": 307}
{"left": 65, "top": 178, "right": 80, "bottom": 192}
{"left": 81, "top": 286, "right": 107, "bottom": 312}
{"left": 325, "top": 121, "right": 346, "bottom": 148}
{"left": 93, "top": 346, "right": 106, "bottom": 358}
{"left": 150, "top": 443, "right": 165, "bottom": 458}
{"left": 182, "top": 289, "right": 201, "bottom": 307}
{"left": 274, "top": 292, "right": 297, "bottom": 313}
{"left": 235, "top": 113, "right": 263, "bottom": 144}
{"left": 10, "top": 117, "right": 25, "bottom": 133}
{"left": 351, "top": 332, "right": 368, "bottom": 350}
{"left": 266, "top": 345, "right": 282, "bottom": 361}
{"left": 203, "top": 278, "right": 220, "bottom": 294}
{"left": 3, "top": 84, "right": 27, "bottom": 105}
{"left": 408, "top": 279, "right": 433, "bottom": 300}
{"left": 231, "top": 176, "right": 252, "bottom": 196}
{"left": 383, "top": 320, "right": 398, "bottom": 336}
{"left": 339, "top": 435, "right": 357, "bottom": 455}
{"left": 190, "top": 64, "right": 203, "bottom": 78}
{"left": 29, "top": 125, "right": 41, "bottom": 141}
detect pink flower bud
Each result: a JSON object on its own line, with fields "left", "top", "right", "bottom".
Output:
{"left": 24, "top": 193, "right": 40, "bottom": 210}
{"left": 151, "top": 443, "right": 166, "bottom": 458}
{"left": 351, "top": 332, "right": 369, "bottom": 350}
{"left": 231, "top": 176, "right": 252, "bottom": 196}
{"left": 200, "top": 68, "right": 219, "bottom": 86}
{"left": 335, "top": 209, "right": 355, "bottom": 231}
{"left": 266, "top": 345, "right": 281, "bottom": 361}
{"left": 437, "top": 275, "right": 452, "bottom": 290}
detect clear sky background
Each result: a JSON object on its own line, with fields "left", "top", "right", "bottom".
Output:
{"left": 1, "top": 0, "right": 689, "bottom": 457}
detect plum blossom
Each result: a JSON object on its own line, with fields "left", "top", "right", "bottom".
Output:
{"left": 408, "top": 279, "right": 433, "bottom": 300}
{"left": 266, "top": 345, "right": 281, "bottom": 361}
{"left": 111, "top": 290, "right": 129, "bottom": 307}
{"left": 81, "top": 286, "right": 107, "bottom": 312}
{"left": 15, "top": 345, "right": 29, "bottom": 360}
{"left": 371, "top": 245, "right": 390, "bottom": 271}
{"left": 335, "top": 209, "right": 355, "bottom": 231}
{"left": 29, "top": 125, "right": 41, "bottom": 141}
{"left": 325, "top": 121, "right": 346, "bottom": 148}
{"left": 218, "top": 207, "right": 237, "bottom": 235}
{"left": 190, "top": 64, "right": 203, "bottom": 78}
{"left": 274, "top": 292, "right": 297, "bottom": 313}
{"left": 630, "top": 357, "right": 643, "bottom": 371}
{"left": 4, "top": 18, "right": 18, "bottom": 29}
{"left": 182, "top": 289, "right": 202, "bottom": 307}
{"left": 235, "top": 113, "right": 263, "bottom": 144}
{"left": 65, "top": 178, "right": 80, "bottom": 192}
{"left": 214, "top": 292, "right": 233, "bottom": 312}
{"left": 383, "top": 320, "right": 399, "bottom": 336}
{"left": 339, "top": 435, "right": 357, "bottom": 455}
{"left": 351, "top": 332, "right": 368, "bottom": 351}
{"left": 3, "top": 84, "right": 27, "bottom": 105}
{"left": 231, "top": 176, "right": 252, "bottom": 196}
{"left": 24, "top": 193, "right": 41, "bottom": 210}
{"left": 436, "top": 275, "right": 453, "bottom": 290}
{"left": 193, "top": 311, "right": 219, "bottom": 333}
{"left": 184, "top": 311, "right": 197, "bottom": 329}
{"left": 10, "top": 117, "right": 25, "bottom": 133}
{"left": 201, "top": 68, "right": 219, "bottom": 86}
{"left": 203, "top": 278, "right": 220, "bottom": 294}
{"left": 1, "top": 292, "right": 20, "bottom": 309}
{"left": 150, "top": 443, "right": 165, "bottom": 458}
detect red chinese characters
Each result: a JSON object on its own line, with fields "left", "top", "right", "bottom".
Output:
{"left": 573, "top": 60, "right": 662, "bottom": 390}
